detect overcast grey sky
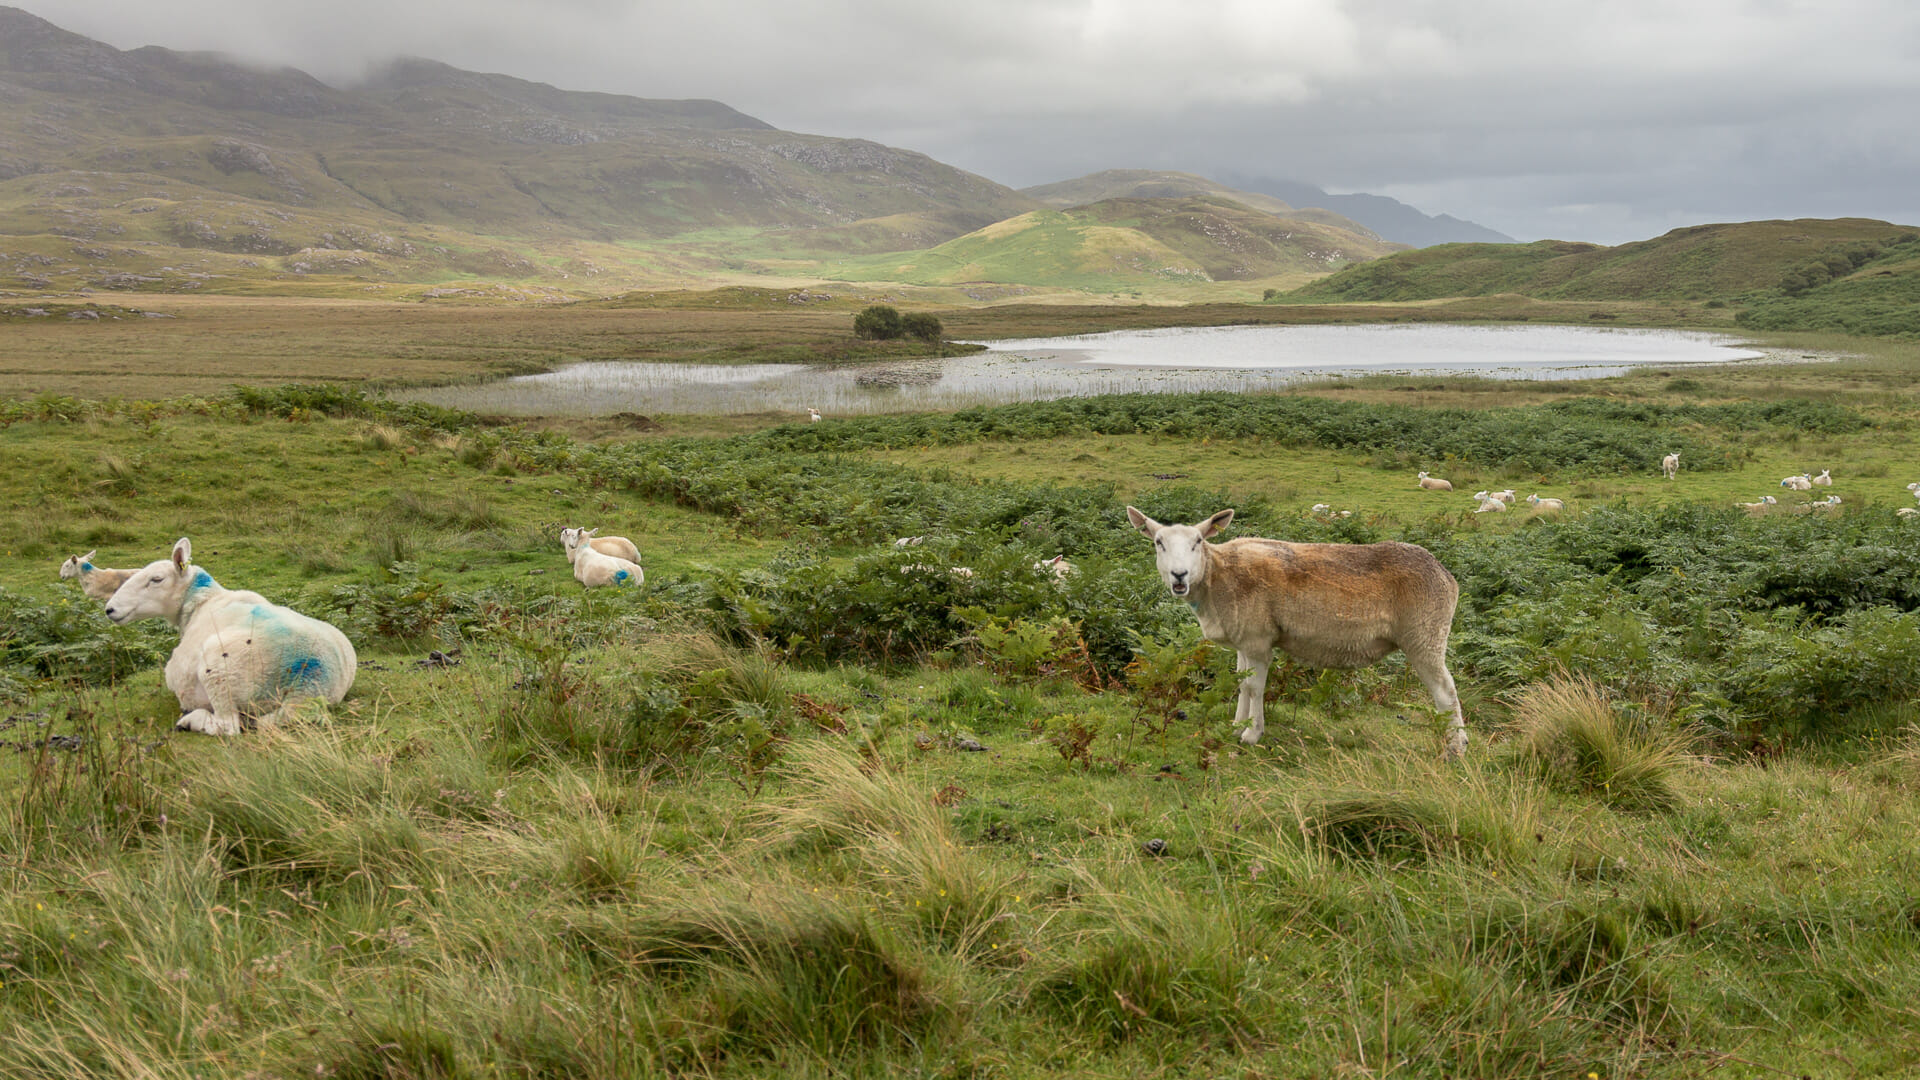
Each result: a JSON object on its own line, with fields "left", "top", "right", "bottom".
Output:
{"left": 14, "top": 0, "right": 1920, "bottom": 244}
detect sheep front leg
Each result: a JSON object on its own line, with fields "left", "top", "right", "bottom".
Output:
{"left": 174, "top": 632, "right": 249, "bottom": 737}
{"left": 1408, "top": 649, "right": 1467, "bottom": 760}
{"left": 1235, "top": 647, "right": 1273, "bottom": 746}
{"left": 176, "top": 708, "right": 242, "bottom": 736}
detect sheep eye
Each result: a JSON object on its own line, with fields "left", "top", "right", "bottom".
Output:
{"left": 150, "top": 575, "right": 164, "bottom": 582}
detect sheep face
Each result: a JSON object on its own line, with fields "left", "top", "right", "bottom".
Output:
{"left": 1128, "top": 506, "right": 1232, "bottom": 599}
{"left": 59, "top": 550, "right": 97, "bottom": 579}
{"left": 104, "top": 538, "right": 201, "bottom": 626}
{"left": 559, "top": 527, "right": 591, "bottom": 565}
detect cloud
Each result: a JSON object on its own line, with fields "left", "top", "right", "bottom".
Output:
{"left": 13, "top": 0, "right": 1920, "bottom": 243}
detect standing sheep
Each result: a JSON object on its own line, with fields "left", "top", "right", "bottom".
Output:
{"left": 58, "top": 550, "right": 135, "bottom": 602}
{"left": 807, "top": 408, "right": 822, "bottom": 423}
{"left": 1417, "top": 471, "right": 1453, "bottom": 492}
{"left": 102, "top": 538, "right": 356, "bottom": 736}
{"left": 1661, "top": 452, "right": 1680, "bottom": 480}
{"left": 559, "top": 526, "right": 640, "bottom": 565}
{"left": 562, "top": 528, "right": 643, "bottom": 588}
{"left": 1127, "top": 506, "right": 1467, "bottom": 759}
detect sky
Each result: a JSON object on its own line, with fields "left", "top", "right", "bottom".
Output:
{"left": 13, "top": 0, "right": 1920, "bottom": 245}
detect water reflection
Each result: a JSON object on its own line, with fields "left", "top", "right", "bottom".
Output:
{"left": 401, "top": 323, "right": 1766, "bottom": 417}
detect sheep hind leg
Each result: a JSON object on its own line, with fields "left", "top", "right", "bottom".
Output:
{"left": 175, "top": 708, "right": 242, "bottom": 736}
{"left": 1235, "top": 647, "right": 1273, "bottom": 746}
{"left": 1406, "top": 648, "right": 1467, "bottom": 759}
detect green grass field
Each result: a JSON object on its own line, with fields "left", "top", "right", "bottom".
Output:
{"left": 5, "top": 316, "right": 1920, "bottom": 1078}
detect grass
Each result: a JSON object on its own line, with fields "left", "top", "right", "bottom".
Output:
{"left": 5, "top": 322, "right": 1920, "bottom": 1076}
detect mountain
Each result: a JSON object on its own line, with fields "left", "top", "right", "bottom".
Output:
{"left": 1020, "top": 170, "right": 1387, "bottom": 239}
{"left": 1285, "top": 218, "right": 1917, "bottom": 304}
{"left": 1216, "top": 173, "right": 1512, "bottom": 248}
{"left": 819, "top": 194, "right": 1402, "bottom": 292}
{"left": 0, "top": 5, "right": 1040, "bottom": 295}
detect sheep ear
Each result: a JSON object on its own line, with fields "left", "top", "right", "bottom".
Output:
{"left": 171, "top": 537, "right": 192, "bottom": 572}
{"left": 583, "top": 528, "right": 598, "bottom": 538}
{"left": 81, "top": 549, "right": 96, "bottom": 563}
{"left": 1125, "top": 506, "right": 1160, "bottom": 538}
{"left": 1198, "top": 509, "right": 1235, "bottom": 538}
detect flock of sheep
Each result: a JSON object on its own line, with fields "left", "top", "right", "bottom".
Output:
{"left": 1413, "top": 472, "right": 1563, "bottom": 515}
{"left": 50, "top": 453, "right": 1920, "bottom": 752}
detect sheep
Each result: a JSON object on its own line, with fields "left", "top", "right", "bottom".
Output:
{"left": 559, "top": 526, "right": 640, "bottom": 565}
{"left": 893, "top": 535, "right": 926, "bottom": 548}
{"left": 1805, "top": 494, "right": 1842, "bottom": 514}
{"left": 1898, "top": 507, "right": 1919, "bottom": 519}
{"left": 562, "top": 528, "right": 643, "bottom": 588}
{"left": 1033, "top": 554, "right": 1074, "bottom": 578}
{"left": 1907, "top": 482, "right": 1920, "bottom": 503}
{"left": 1127, "top": 506, "right": 1467, "bottom": 758}
{"left": 1781, "top": 474, "right": 1813, "bottom": 491}
{"left": 1473, "top": 496, "right": 1508, "bottom": 513}
{"left": 901, "top": 564, "right": 973, "bottom": 578}
{"left": 102, "top": 537, "right": 356, "bottom": 736}
{"left": 807, "top": 408, "right": 822, "bottom": 423}
{"left": 1525, "top": 495, "right": 1564, "bottom": 513}
{"left": 1810, "top": 469, "right": 1833, "bottom": 487}
{"left": 58, "top": 550, "right": 135, "bottom": 602}
{"left": 1737, "top": 495, "right": 1778, "bottom": 515}
{"left": 1417, "top": 471, "right": 1453, "bottom": 492}
{"left": 1661, "top": 452, "right": 1680, "bottom": 480}
{"left": 1310, "top": 503, "right": 1332, "bottom": 515}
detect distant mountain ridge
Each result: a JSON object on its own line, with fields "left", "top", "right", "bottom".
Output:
{"left": 1217, "top": 173, "right": 1513, "bottom": 248}
{"left": 1018, "top": 169, "right": 1391, "bottom": 241}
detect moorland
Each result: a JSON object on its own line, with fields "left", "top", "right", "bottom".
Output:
{"left": 7, "top": 7, "right": 1920, "bottom": 1078}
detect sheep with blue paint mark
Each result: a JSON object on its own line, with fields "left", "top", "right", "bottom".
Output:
{"left": 562, "top": 527, "right": 643, "bottom": 588}
{"left": 59, "top": 550, "right": 136, "bottom": 602}
{"left": 559, "top": 526, "right": 640, "bottom": 565}
{"left": 102, "top": 537, "right": 356, "bottom": 736}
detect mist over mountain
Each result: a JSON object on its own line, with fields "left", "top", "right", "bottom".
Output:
{"left": 1217, "top": 173, "right": 1513, "bottom": 248}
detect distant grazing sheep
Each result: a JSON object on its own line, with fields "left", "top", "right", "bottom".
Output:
{"left": 559, "top": 526, "right": 639, "bottom": 565}
{"left": 1525, "top": 495, "right": 1564, "bottom": 513}
{"left": 562, "top": 528, "right": 643, "bottom": 588}
{"left": 1810, "top": 469, "right": 1833, "bottom": 487}
{"left": 1127, "top": 506, "right": 1467, "bottom": 758}
{"left": 893, "top": 535, "right": 926, "bottom": 548}
{"left": 1310, "top": 504, "right": 1352, "bottom": 520}
{"left": 807, "top": 408, "right": 822, "bottom": 423}
{"left": 58, "top": 550, "right": 135, "bottom": 601}
{"left": 1737, "top": 496, "right": 1778, "bottom": 515}
{"left": 1907, "top": 482, "right": 1920, "bottom": 503}
{"left": 1781, "top": 474, "right": 1813, "bottom": 491}
{"left": 1473, "top": 496, "right": 1508, "bottom": 513}
{"left": 1417, "top": 471, "right": 1453, "bottom": 492}
{"left": 103, "top": 537, "right": 356, "bottom": 736}
{"left": 1661, "top": 452, "right": 1680, "bottom": 480}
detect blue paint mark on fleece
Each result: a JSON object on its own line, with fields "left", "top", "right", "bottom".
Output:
{"left": 80, "top": 561, "right": 94, "bottom": 572}
{"left": 615, "top": 569, "right": 630, "bottom": 583}
{"left": 190, "top": 570, "right": 214, "bottom": 590}
{"left": 285, "top": 657, "right": 324, "bottom": 684}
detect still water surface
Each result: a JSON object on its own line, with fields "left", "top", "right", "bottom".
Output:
{"left": 402, "top": 323, "right": 1767, "bottom": 417}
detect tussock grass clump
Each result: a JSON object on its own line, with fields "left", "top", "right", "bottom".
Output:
{"left": 760, "top": 740, "right": 1022, "bottom": 956}
{"left": 558, "top": 889, "right": 945, "bottom": 1062}
{"left": 1030, "top": 881, "right": 1259, "bottom": 1044}
{"left": 318, "top": 1017, "right": 462, "bottom": 1080}
{"left": 1507, "top": 676, "right": 1695, "bottom": 811}
{"left": 1285, "top": 753, "right": 1538, "bottom": 866}
{"left": 1466, "top": 900, "right": 1676, "bottom": 1031}
{"left": 360, "top": 422, "right": 405, "bottom": 452}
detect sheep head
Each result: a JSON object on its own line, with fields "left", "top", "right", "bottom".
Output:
{"left": 1128, "top": 506, "right": 1232, "bottom": 599}
{"left": 59, "top": 550, "right": 98, "bottom": 579}
{"left": 105, "top": 537, "right": 204, "bottom": 627}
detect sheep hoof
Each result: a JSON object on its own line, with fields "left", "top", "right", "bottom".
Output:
{"left": 1238, "top": 726, "right": 1263, "bottom": 746}
{"left": 1444, "top": 728, "right": 1469, "bottom": 760}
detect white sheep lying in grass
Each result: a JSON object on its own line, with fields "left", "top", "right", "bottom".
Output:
{"left": 58, "top": 550, "right": 135, "bottom": 601}
{"left": 562, "top": 528, "right": 643, "bottom": 588}
{"left": 1472, "top": 494, "right": 1507, "bottom": 513}
{"left": 1661, "top": 452, "right": 1680, "bottom": 480}
{"left": 1525, "top": 495, "right": 1564, "bottom": 512}
{"left": 893, "top": 535, "right": 926, "bottom": 548}
{"left": 1033, "top": 554, "right": 1074, "bottom": 578}
{"left": 1898, "top": 507, "right": 1919, "bottom": 519}
{"left": 1781, "top": 474, "right": 1813, "bottom": 491}
{"left": 1737, "top": 495, "right": 1778, "bottom": 515}
{"left": 1417, "top": 471, "right": 1453, "bottom": 492}
{"left": 1801, "top": 495, "right": 1842, "bottom": 514}
{"left": 559, "top": 526, "right": 640, "bottom": 565}
{"left": 1810, "top": 469, "right": 1833, "bottom": 487}
{"left": 1310, "top": 504, "right": 1352, "bottom": 519}
{"left": 1128, "top": 506, "right": 1467, "bottom": 758}
{"left": 1907, "top": 482, "right": 1920, "bottom": 503}
{"left": 103, "top": 537, "right": 356, "bottom": 736}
